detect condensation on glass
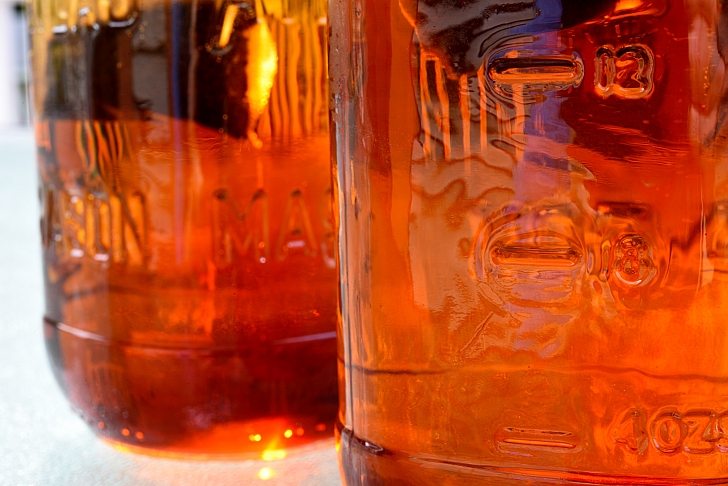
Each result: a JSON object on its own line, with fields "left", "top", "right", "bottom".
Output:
{"left": 330, "top": 0, "right": 728, "bottom": 482}
{"left": 29, "top": 0, "right": 337, "bottom": 457}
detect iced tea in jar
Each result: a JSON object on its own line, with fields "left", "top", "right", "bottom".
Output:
{"left": 29, "top": 0, "right": 337, "bottom": 456}
{"left": 330, "top": 0, "right": 728, "bottom": 482}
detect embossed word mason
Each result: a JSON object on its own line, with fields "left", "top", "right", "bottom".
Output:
{"left": 38, "top": 121, "right": 148, "bottom": 266}
{"left": 41, "top": 184, "right": 147, "bottom": 265}
{"left": 37, "top": 118, "right": 334, "bottom": 269}
{"left": 41, "top": 184, "right": 334, "bottom": 267}
{"left": 212, "top": 187, "right": 336, "bottom": 267}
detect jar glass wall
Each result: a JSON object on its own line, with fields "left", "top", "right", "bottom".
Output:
{"left": 331, "top": 0, "right": 728, "bottom": 482}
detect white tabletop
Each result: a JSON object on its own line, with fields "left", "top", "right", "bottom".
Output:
{"left": 0, "top": 128, "right": 342, "bottom": 486}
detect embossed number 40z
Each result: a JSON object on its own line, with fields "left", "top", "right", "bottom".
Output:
{"left": 612, "top": 408, "right": 728, "bottom": 455}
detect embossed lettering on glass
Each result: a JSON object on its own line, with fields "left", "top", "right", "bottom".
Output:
{"left": 331, "top": 0, "right": 728, "bottom": 482}
{"left": 30, "top": 0, "right": 337, "bottom": 456}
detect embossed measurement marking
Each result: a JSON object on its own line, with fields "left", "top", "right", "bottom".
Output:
{"left": 488, "top": 54, "right": 585, "bottom": 91}
{"left": 486, "top": 44, "right": 654, "bottom": 98}
{"left": 612, "top": 407, "right": 728, "bottom": 456}
{"left": 496, "top": 427, "right": 581, "bottom": 453}
{"left": 596, "top": 44, "right": 655, "bottom": 99}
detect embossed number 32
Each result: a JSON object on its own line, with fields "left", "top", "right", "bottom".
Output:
{"left": 595, "top": 45, "right": 655, "bottom": 99}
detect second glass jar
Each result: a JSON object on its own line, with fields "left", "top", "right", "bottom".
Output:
{"left": 30, "top": 0, "right": 337, "bottom": 456}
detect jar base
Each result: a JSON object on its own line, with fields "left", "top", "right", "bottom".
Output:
{"left": 45, "top": 316, "right": 338, "bottom": 457}
{"left": 102, "top": 433, "right": 336, "bottom": 461}
{"left": 336, "top": 423, "right": 728, "bottom": 485}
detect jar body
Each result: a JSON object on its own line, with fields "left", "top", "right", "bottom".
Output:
{"left": 30, "top": 0, "right": 337, "bottom": 456}
{"left": 331, "top": 0, "right": 728, "bottom": 482}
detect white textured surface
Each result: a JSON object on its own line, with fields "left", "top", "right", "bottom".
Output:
{"left": 0, "top": 129, "right": 342, "bottom": 486}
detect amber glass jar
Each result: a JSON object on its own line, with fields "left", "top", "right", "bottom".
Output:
{"left": 29, "top": 0, "right": 337, "bottom": 457}
{"left": 331, "top": 0, "right": 728, "bottom": 482}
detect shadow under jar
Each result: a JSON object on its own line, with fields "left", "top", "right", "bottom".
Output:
{"left": 29, "top": 0, "right": 338, "bottom": 457}
{"left": 330, "top": 0, "right": 728, "bottom": 483}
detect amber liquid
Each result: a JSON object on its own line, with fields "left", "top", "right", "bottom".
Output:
{"left": 332, "top": 0, "right": 728, "bottom": 483}
{"left": 31, "top": 0, "right": 336, "bottom": 456}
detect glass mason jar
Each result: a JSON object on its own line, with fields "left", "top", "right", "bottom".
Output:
{"left": 29, "top": 0, "right": 337, "bottom": 456}
{"left": 331, "top": 0, "right": 728, "bottom": 482}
